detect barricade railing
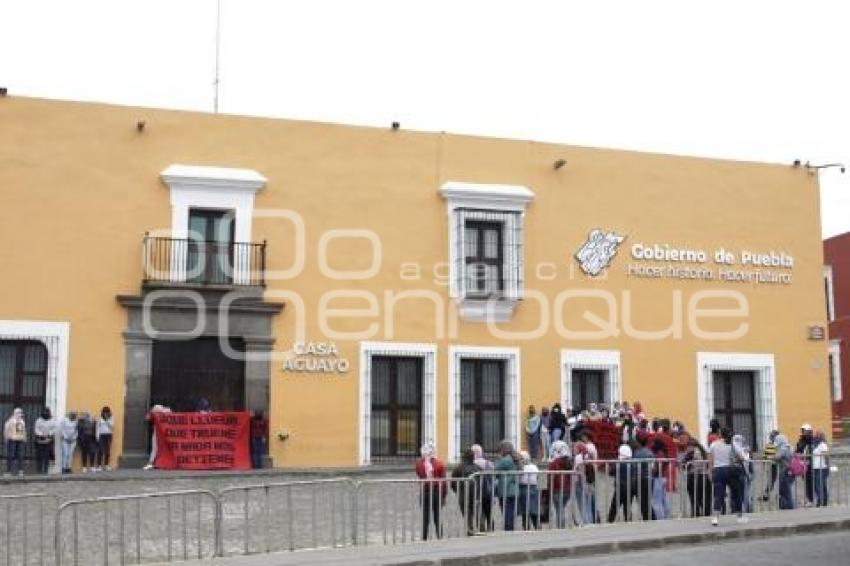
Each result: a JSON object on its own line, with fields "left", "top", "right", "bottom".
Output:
{"left": 353, "top": 470, "right": 582, "bottom": 546}
{"left": 0, "top": 493, "right": 59, "bottom": 566}
{"left": 12, "top": 453, "right": 849, "bottom": 564}
{"left": 493, "top": 469, "right": 581, "bottom": 531}
{"left": 218, "top": 479, "right": 356, "bottom": 555}
{"left": 354, "top": 477, "right": 470, "bottom": 545}
{"left": 574, "top": 458, "right": 679, "bottom": 524}
{"left": 54, "top": 490, "right": 219, "bottom": 566}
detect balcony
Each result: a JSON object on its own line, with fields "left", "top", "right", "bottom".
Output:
{"left": 142, "top": 235, "right": 266, "bottom": 288}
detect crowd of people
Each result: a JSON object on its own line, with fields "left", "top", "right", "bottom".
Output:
{"left": 412, "top": 400, "right": 834, "bottom": 538}
{"left": 3, "top": 406, "right": 114, "bottom": 476}
{"left": 3, "top": 401, "right": 271, "bottom": 475}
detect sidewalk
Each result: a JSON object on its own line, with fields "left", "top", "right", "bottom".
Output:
{"left": 183, "top": 507, "right": 850, "bottom": 566}
{"left": 0, "top": 465, "right": 409, "bottom": 486}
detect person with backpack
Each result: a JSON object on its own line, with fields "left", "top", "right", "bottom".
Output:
{"left": 414, "top": 442, "right": 446, "bottom": 540}
{"left": 775, "top": 433, "right": 796, "bottom": 510}
{"left": 811, "top": 431, "right": 830, "bottom": 507}
{"left": 548, "top": 440, "right": 573, "bottom": 528}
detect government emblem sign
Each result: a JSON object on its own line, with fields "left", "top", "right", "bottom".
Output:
{"left": 575, "top": 229, "right": 626, "bottom": 276}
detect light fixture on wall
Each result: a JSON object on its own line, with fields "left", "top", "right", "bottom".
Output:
{"left": 136, "top": 120, "right": 146, "bottom": 133}
{"left": 805, "top": 161, "right": 845, "bottom": 174}
{"left": 391, "top": 121, "right": 400, "bottom": 131}
{"left": 0, "top": 87, "right": 7, "bottom": 97}
{"left": 553, "top": 159, "right": 567, "bottom": 170}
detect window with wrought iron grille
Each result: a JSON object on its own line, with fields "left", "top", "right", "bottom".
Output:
{"left": 460, "top": 358, "right": 505, "bottom": 455}
{"left": 440, "top": 182, "right": 534, "bottom": 322}
{"left": 359, "top": 342, "right": 436, "bottom": 465}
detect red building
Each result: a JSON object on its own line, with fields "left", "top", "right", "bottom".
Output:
{"left": 825, "top": 232, "right": 850, "bottom": 439}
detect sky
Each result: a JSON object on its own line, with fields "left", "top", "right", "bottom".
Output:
{"left": 2, "top": 0, "right": 848, "bottom": 238}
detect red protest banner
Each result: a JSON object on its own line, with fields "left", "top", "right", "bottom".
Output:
{"left": 152, "top": 412, "right": 251, "bottom": 470}
{"left": 583, "top": 420, "right": 621, "bottom": 460}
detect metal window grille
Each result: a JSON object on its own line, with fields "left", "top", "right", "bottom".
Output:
{"left": 0, "top": 335, "right": 60, "bottom": 460}
{"left": 362, "top": 347, "right": 435, "bottom": 465}
{"left": 562, "top": 362, "right": 619, "bottom": 412}
{"left": 702, "top": 364, "right": 775, "bottom": 451}
{"left": 452, "top": 351, "right": 518, "bottom": 461}
{"left": 453, "top": 209, "right": 523, "bottom": 301}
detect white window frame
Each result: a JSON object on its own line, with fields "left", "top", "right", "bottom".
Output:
{"left": 159, "top": 164, "right": 267, "bottom": 285}
{"left": 824, "top": 265, "right": 835, "bottom": 323}
{"left": 560, "top": 349, "right": 622, "bottom": 411}
{"left": 447, "top": 345, "right": 521, "bottom": 463}
{"left": 358, "top": 342, "right": 437, "bottom": 465}
{"left": 440, "top": 182, "right": 534, "bottom": 322}
{"left": 0, "top": 320, "right": 70, "bottom": 474}
{"left": 829, "top": 340, "right": 842, "bottom": 402}
{"left": 696, "top": 352, "right": 777, "bottom": 450}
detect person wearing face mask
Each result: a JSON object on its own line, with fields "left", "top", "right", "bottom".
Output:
{"left": 59, "top": 411, "right": 78, "bottom": 474}
{"left": 414, "top": 442, "right": 446, "bottom": 540}
{"left": 549, "top": 404, "right": 567, "bottom": 444}
{"left": 34, "top": 407, "right": 57, "bottom": 474}
{"left": 3, "top": 408, "right": 27, "bottom": 476}
{"left": 525, "top": 405, "right": 542, "bottom": 462}
{"left": 96, "top": 406, "right": 114, "bottom": 472}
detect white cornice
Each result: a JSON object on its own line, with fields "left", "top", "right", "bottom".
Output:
{"left": 439, "top": 181, "right": 534, "bottom": 211}
{"left": 161, "top": 164, "right": 267, "bottom": 192}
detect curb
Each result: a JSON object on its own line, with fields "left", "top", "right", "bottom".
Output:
{"left": 390, "top": 518, "right": 850, "bottom": 566}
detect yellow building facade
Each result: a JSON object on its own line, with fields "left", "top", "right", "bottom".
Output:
{"left": 0, "top": 96, "right": 832, "bottom": 468}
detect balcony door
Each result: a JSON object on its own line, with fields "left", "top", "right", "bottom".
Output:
{"left": 187, "top": 209, "right": 234, "bottom": 285}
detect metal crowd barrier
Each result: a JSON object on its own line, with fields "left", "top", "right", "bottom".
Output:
{"left": 218, "top": 479, "right": 356, "bottom": 555}
{"left": 0, "top": 494, "right": 58, "bottom": 566}
{"left": 572, "top": 458, "right": 679, "bottom": 524}
{"left": 14, "top": 453, "right": 850, "bottom": 565}
{"left": 54, "top": 490, "right": 219, "bottom": 566}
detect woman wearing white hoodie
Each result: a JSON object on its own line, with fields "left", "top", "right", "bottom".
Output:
{"left": 3, "top": 408, "right": 27, "bottom": 476}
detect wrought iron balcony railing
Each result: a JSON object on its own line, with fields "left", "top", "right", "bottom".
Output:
{"left": 142, "top": 235, "right": 266, "bottom": 287}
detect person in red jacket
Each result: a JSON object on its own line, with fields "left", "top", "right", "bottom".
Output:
{"left": 414, "top": 442, "right": 446, "bottom": 540}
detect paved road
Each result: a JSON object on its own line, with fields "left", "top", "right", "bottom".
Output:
{"left": 541, "top": 530, "right": 850, "bottom": 565}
